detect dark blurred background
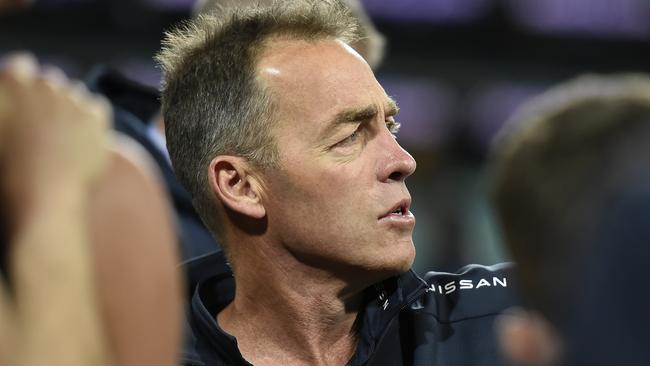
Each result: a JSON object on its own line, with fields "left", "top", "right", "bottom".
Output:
{"left": 3, "top": 0, "right": 649, "bottom": 274}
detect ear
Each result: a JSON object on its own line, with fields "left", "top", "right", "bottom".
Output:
{"left": 496, "top": 308, "right": 562, "bottom": 366}
{"left": 208, "top": 156, "right": 266, "bottom": 219}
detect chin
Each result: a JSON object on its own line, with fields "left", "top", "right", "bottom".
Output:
{"left": 394, "top": 250, "right": 416, "bottom": 273}
{"left": 378, "top": 240, "right": 416, "bottom": 276}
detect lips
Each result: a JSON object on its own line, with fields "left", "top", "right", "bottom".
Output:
{"left": 379, "top": 198, "right": 412, "bottom": 219}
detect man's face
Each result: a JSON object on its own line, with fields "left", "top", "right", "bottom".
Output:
{"left": 256, "top": 38, "right": 417, "bottom": 282}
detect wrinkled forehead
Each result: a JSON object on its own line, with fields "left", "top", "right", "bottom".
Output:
{"left": 255, "top": 38, "right": 390, "bottom": 128}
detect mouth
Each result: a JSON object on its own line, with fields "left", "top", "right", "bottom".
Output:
{"left": 379, "top": 198, "right": 412, "bottom": 219}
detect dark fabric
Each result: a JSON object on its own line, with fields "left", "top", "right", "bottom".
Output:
{"left": 181, "top": 252, "right": 518, "bottom": 366}
{"left": 565, "top": 189, "right": 650, "bottom": 366}
{"left": 85, "top": 66, "right": 220, "bottom": 260}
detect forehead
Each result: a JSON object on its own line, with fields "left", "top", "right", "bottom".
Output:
{"left": 256, "top": 38, "right": 390, "bottom": 134}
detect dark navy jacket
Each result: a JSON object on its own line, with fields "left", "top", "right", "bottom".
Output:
{"left": 181, "top": 252, "right": 517, "bottom": 366}
{"left": 85, "top": 67, "right": 219, "bottom": 260}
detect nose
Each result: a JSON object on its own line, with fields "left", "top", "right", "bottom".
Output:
{"left": 377, "top": 130, "right": 417, "bottom": 183}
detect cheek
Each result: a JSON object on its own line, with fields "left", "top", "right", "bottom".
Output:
{"left": 268, "top": 153, "right": 378, "bottom": 222}
{"left": 287, "top": 161, "right": 363, "bottom": 195}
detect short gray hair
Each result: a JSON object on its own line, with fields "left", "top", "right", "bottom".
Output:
{"left": 192, "top": 0, "right": 385, "bottom": 68}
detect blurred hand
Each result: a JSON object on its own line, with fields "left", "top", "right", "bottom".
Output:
{"left": 0, "top": 53, "right": 111, "bottom": 230}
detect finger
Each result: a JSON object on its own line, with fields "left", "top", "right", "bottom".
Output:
{"left": 0, "top": 54, "right": 39, "bottom": 137}
{"left": 62, "top": 79, "right": 90, "bottom": 113}
{"left": 39, "top": 65, "right": 68, "bottom": 89}
{"left": 68, "top": 79, "right": 89, "bottom": 97}
{"left": 34, "top": 65, "right": 72, "bottom": 100}
{"left": 86, "top": 94, "right": 113, "bottom": 130}
{"left": 0, "top": 52, "right": 39, "bottom": 85}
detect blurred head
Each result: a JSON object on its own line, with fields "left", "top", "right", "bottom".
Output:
{"left": 0, "top": 0, "right": 32, "bottom": 13}
{"left": 157, "top": 0, "right": 416, "bottom": 280}
{"left": 192, "top": 0, "right": 386, "bottom": 69}
{"left": 490, "top": 74, "right": 650, "bottom": 365}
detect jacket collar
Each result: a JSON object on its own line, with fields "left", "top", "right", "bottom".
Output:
{"left": 185, "top": 252, "right": 427, "bottom": 365}
{"left": 351, "top": 270, "right": 427, "bottom": 365}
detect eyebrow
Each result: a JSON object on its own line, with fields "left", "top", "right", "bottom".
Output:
{"left": 326, "top": 98, "right": 400, "bottom": 131}
{"left": 386, "top": 98, "right": 400, "bottom": 117}
{"left": 331, "top": 105, "right": 378, "bottom": 127}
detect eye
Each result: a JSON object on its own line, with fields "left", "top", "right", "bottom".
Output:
{"left": 334, "top": 125, "right": 363, "bottom": 148}
{"left": 346, "top": 129, "right": 361, "bottom": 143}
{"left": 386, "top": 119, "right": 401, "bottom": 135}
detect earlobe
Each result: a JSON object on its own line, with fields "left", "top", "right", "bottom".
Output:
{"left": 208, "top": 156, "right": 266, "bottom": 219}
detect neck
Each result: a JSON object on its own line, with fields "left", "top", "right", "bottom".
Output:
{"left": 218, "top": 238, "right": 372, "bottom": 366}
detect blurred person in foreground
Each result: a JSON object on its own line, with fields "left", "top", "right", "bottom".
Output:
{"left": 0, "top": 54, "right": 183, "bottom": 365}
{"left": 0, "top": 0, "right": 29, "bottom": 13}
{"left": 158, "top": 1, "right": 517, "bottom": 365}
{"left": 86, "top": 0, "right": 386, "bottom": 262}
{"left": 490, "top": 74, "right": 650, "bottom": 366}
